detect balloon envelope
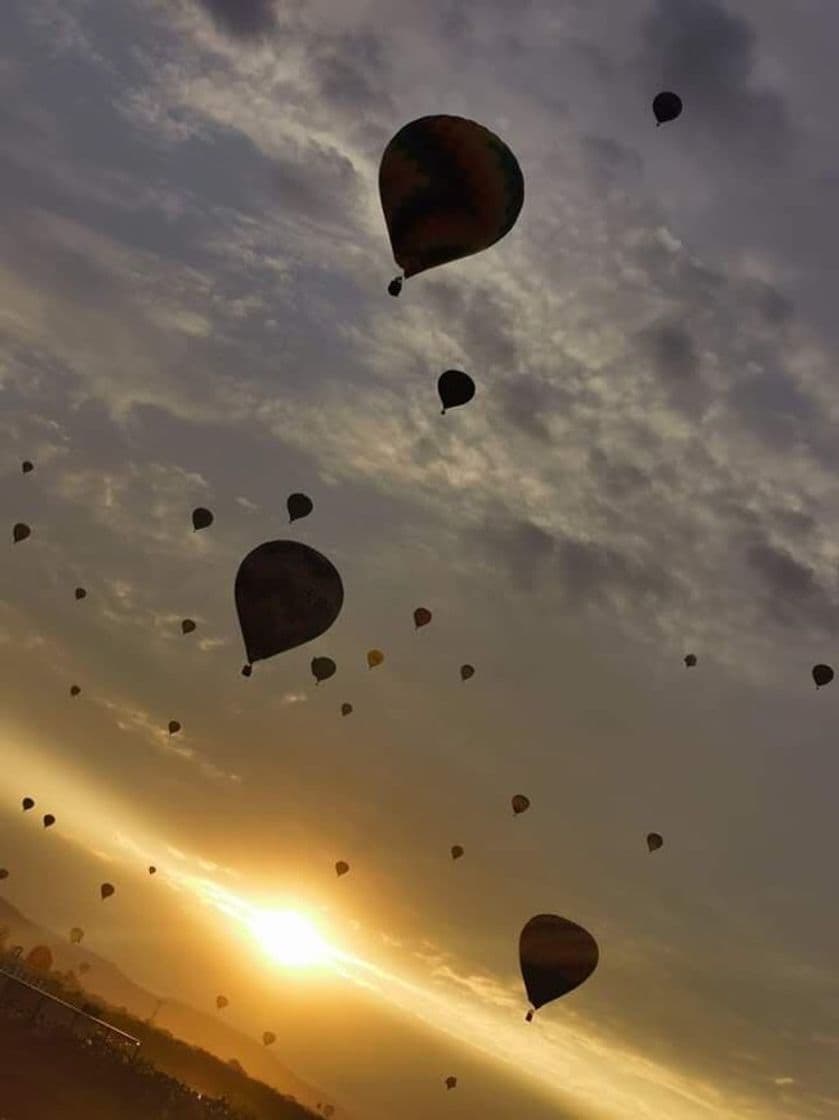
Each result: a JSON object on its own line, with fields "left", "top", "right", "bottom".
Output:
{"left": 813, "top": 663, "right": 834, "bottom": 688}
{"left": 646, "top": 832, "right": 664, "bottom": 853}
{"left": 460, "top": 663, "right": 475, "bottom": 681}
{"left": 43, "top": 815, "right": 55, "bottom": 829}
{"left": 684, "top": 653, "right": 697, "bottom": 667}
{"left": 653, "top": 91, "right": 683, "bottom": 125}
{"left": 74, "top": 587, "right": 87, "bottom": 600}
{"left": 379, "top": 115, "right": 524, "bottom": 281}
{"left": 451, "top": 845, "right": 464, "bottom": 860}
{"left": 21, "top": 461, "right": 33, "bottom": 474}
{"left": 235, "top": 540, "right": 344, "bottom": 665}
{"left": 335, "top": 861, "right": 350, "bottom": 877}
{"left": 100, "top": 882, "right": 115, "bottom": 901}
{"left": 241, "top": 663, "right": 253, "bottom": 677}
{"left": 366, "top": 649, "right": 384, "bottom": 670}
{"left": 70, "top": 685, "right": 81, "bottom": 697}
{"left": 22, "top": 798, "right": 34, "bottom": 811}
{"left": 287, "top": 493, "right": 314, "bottom": 523}
{"left": 192, "top": 507, "right": 213, "bottom": 531}
{"left": 168, "top": 720, "right": 181, "bottom": 736}
{"left": 519, "top": 914, "right": 599, "bottom": 1013}
{"left": 262, "top": 1031, "right": 276, "bottom": 1046}
{"left": 438, "top": 369, "right": 475, "bottom": 413}
{"left": 512, "top": 794, "right": 530, "bottom": 815}
{"left": 341, "top": 702, "right": 353, "bottom": 716}
{"left": 216, "top": 995, "right": 229, "bottom": 1010}
{"left": 12, "top": 523, "right": 30, "bottom": 543}
{"left": 148, "top": 866, "right": 157, "bottom": 875}
{"left": 413, "top": 607, "right": 432, "bottom": 629}
{"left": 445, "top": 1077, "right": 458, "bottom": 1090}
{"left": 312, "top": 656, "right": 337, "bottom": 684}
{"left": 181, "top": 619, "right": 196, "bottom": 635}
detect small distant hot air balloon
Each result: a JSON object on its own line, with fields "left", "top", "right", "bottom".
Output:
{"left": 646, "top": 832, "right": 664, "bottom": 853}
{"left": 366, "top": 649, "right": 384, "bottom": 670}
{"left": 413, "top": 607, "right": 432, "bottom": 630}
{"left": 74, "top": 587, "right": 87, "bottom": 601}
{"left": 241, "top": 664, "right": 253, "bottom": 677}
{"left": 43, "top": 814, "right": 55, "bottom": 829}
{"left": 341, "top": 702, "right": 353, "bottom": 717}
{"left": 438, "top": 370, "right": 475, "bottom": 414}
{"left": 69, "top": 927, "right": 84, "bottom": 945}
{"left": 181, "top": 619, "right": 196, "bottom": 635}
{"left": 312, "top": 656, "right": 337, "bottom": 685}
{"left": 22, "top": 798, "right": 34, "bottom": 812}
{"left": 262, "top": 1031, "right": 276, "bottom": 1047}
{"left": 512, "top": 794, "right": 530, "bottom": 816}
{"left": 148, "top": 866, "right": 157, "bottom": 876}
{"left": 813, "top": 664, "right": 834, "bottom": 689}
{"left": 460, "top": 664, "right": 475, "bottom": 682}
{"left": 653, "top": 91, "right": 683, "bottom": 126}
{"left": 445, "top": 1076, "right": 458, "bottom": 1091}
{"left": 287, "top": 493, "right": 314, "bottom": 523}
{"left": 21, "top": 460, "right": 33, "bottom": 474}
{"left": 12, "top": 523, "right": 30, "bottom": 543}
{"left": 168, "top": 720, "right": 181, "bottom": 736}
{"left": 216, "top": 995, "right": 229, "bottom": 1011}
{"left": 100, "top": 882, "right": 115, "bottom": 901}
{"left": 684, "top": 653, "right": 697, "bottom": 668}
{"left": 335, "top": 861, "right": 350, "bottom": 877}
{"left": 520, "top": 914, "right": 599, "bottom": 1021}
{"left": 192, "top": 507, "right": 213, "bottom": 532}
{"left": 70, "top": 685, "right": 81, "bottom": 697}
{"left": 0, "top": 869, "right": 9, "bottom": 881}
{"left": 451, "top": 845, "right": 464, "bottom": 861}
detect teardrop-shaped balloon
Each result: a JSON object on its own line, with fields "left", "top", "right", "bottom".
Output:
{"left": 192, "top": 507, "right": 214, "bottom": 532}
{"left": 438, "top": 370, "right": 475, "bottom": 414}
{"left": 241, "top": 663, "right": 253, "bottom": 677}
{"left": 311, "top": 656, "right": 337, "bottom": 684}
{"left": 341, "top": 702, "right": 353, "bottom": 717}
{"left": 148, "top": 866, "right": 157, "bottom": 875}
{"left": 21, "top": 461, "right": 33, "bottom": 474}
{"left": 813, "top": 663, "right": 834, "bottom": 689}
{"left": 379, "top": 115, "right": 524, "bottom": 290}
{"left": 12, "top": 523, "right": 31, "bottom": 543}
{"left": 168, "top": 720, "right": 181, "bottom": 736}
{"left": 646, "top": 832, "right": 664, "bottom": 853}
{"left": 413, "top": 607, "right": 432, "bottom": 629}
{"left": 287, "top": 493, "right": 314, "bottom": 523}
{"left": 335, "top": 860, "right": 350, "bottom": 877}
{"left": 43, "top": 814, "right": 55, "bottom": 829}
{"left": 181, "top": 619, "right": 196, "bottom": 635}
{"left": 0, "top": 868, "right": 9, "bottom": 881}
{"left": 100, "top": 882, "right": 115, "bottom": 901}
{"left": 74, "top": 587, "right": 87, "bottom": 601}
{"left": 460, "top": 663, "right": 475, "bottom": 681}
{"left": 684, "top": 653, "right": 697, "bottom": 667}
{"left": 519, "top": 914, "right": 599, "bottom": 1017}
{"left": 69, "top": 927, "right": 84, "bottom": 945}
{"left": 445, "top": 1077, "right": 458, "bottom": 1090}
{"left": 70, "top": 685, "right": 81, "bottom": 697}
{"left": 512, "top": 794, "right": 530, "bottom": 816}
{"left": 653, "top": 91, "right": 683, "bottom": 126}
{"left": 235, "top": 541, "right": 344, "bottom": 665}
{"left": 262, "top": 1031, "right": 276, "bottom": 1047}
{"left": 450, "top": 845, "right": 464, "bottom": 861}
{"left": 216, "top": 995, "right": 229, "bottom": 1010}
{"left": 366, "top": 649, "right": 384, "bottom": 670}
{"left": 22, "top": 797, "right": 34, "bottom": 812}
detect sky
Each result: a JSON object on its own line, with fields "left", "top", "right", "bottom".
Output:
{"left": 1, "top": 0, "right": 839, "bottom": 1117}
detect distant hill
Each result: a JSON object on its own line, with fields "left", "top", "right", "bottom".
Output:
{"left": 0, "top": 897, "right": 340, "bottom": 1116}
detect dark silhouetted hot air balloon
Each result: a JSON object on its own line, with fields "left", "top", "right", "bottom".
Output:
{"left": 43, "top": 814, "right": 55, "bottom": 829}
{"left": 216, "top": 995, "right": 229, "bottom": 1010}
{"left": 335, "top": 860, "right": 350, "bottom": 877}
{"left": 312, "top": 656, "right": 337, "bottom": 684}
{"left": 74, "top": 587, "right": 87, "bottom": 601}
{"left": 445, "top": 1076, "right": 458, "bottom": 1091}
{"left": 69, "top": 927, "right": 84, "bottom": 945}
{"left": 646, "top": 832, "right": 663, "bottom": 853}
{"left": 341, "top": 702, "right": 353, "bottom": 717}
{"left": 813, "top": 664, "right": 834, "bottom": 689}
{"left": 366, "top": 649, "right": 384, "bottom": 670}
{"left": 451, "top": 845, "right": 464, "bottom": 861}
{"left": 0, "top": 869, "right": 9, "bottom": 881}
{"left": 235, "top": 541, "right": 344, "bottom": 666}
{"left": 100, "top": 882, "right": 115, "bottom": 901}
{"left": 460, "top": 663, "right": 475, "bottom": 681}
{"left": 413, "top": 607, "right": 432, "bottom": 629}
{"left": 168, "top": 720, "right": 181, "bottom": 736}
{"left": 21, "top": 460, "right": 33, "bottom": 474}
{"left": 438, "top": 370, "right": 475, "bottom": 414}
{"left": 512, "top": 794, "right": 530, "bottom": 816}
{"left": 242, "top": 663, "right": 252, "bottom": 677}
{"left": 192, "top": 507, "right": 213, "bottom": 532}
{"left": 181, "top": 619, "right": 196, "bottom": 635}
{"left": 70, "top": 685, "right": 81, "bottom": 697}
{"left": 520, "top": 914, "right": 599, "bottom": 1021}
{"left": 148, "top": 866, "right": 157, "bottom": 876}
{"left": 12, "top": 523, "right": 30, "bottom": 543}
{"left": 684, "top": 653, "right": 697, "bottom": 667}
{"left": 287, "top": 493, "right": 314, "bottom": 523}
{"left": 379, "top": 115, "right": 524, "bottom": 295}
{"left": 262, "top": 1031, "right": 276, "bottom": 1047}
{"left": 653, "top": 91, "right": 683, "bottom": 126}
{"left": 22, "top": 798, "right": 34, "bottom": 812}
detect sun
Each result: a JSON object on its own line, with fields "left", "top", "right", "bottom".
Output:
{"left": 248, "top": 909, "right": 332, "bottom": 968}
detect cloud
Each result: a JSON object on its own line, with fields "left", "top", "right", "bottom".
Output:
{"left": 195, "top": 0, "right": 278, "bottom": 39}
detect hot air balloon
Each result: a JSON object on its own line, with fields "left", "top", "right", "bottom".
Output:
{"left": 12, "top": 523, "right": 30, "bottom": 543}
{"left": 192, "top": 507, "right": 213, "bottom": 532}
{"left": 367, "top": 649, "right": 384, "bottom": 670}
{"left": 21, "top": 460, "right": 33, "bottom": 474}
{"left": 216, "top": 995, "right": 229, "bottom": 1011}
{"left": 653, "top": 91, "right": 683, "bottom": 126}
{"left": 0, "top": 869, "right": 9, "bottom": 881}
{"left": 235, "top": 541, "right": 344, "bottom": 666}
{"left": 451, "top": 845, "right": 464, "bottom": 861}
{"left": 335, "top": 861, "right": 350, "bottom": 877}
{"left": 241, "top": 663, "right": 253, "bottom": 677}
{"left": 445, "top": 1076, "right": 458, "bottom": 1091}
{"left": 312, "top": 656, "right": 337, "bottom": 685}
{"left": 813, "top": 664, "right": 834, "bottom": 689}
{"left": 512, "top": 794, "right": 530, "bottom": 816}
{"left": 22, "top": 798, "right": 34, "bottom": 812}
{"left": 519, "top": 914, "right": 599, "bottom": 1021}
{"left": 262, "top": 1031, "right": 276, "bottom": 1047}
{"left": 100, "top": 882, "right": 115, "bottom": 901}
{"left": 646, "top": 832, "right": 664, "bottom": 853}
{"left": 181, "top": 619, "right": 196, "bottom": 635}
{"left": 70, "top": 685, "right": 81, "bottom": 697}
{"left": 684, "top": 653, "right": 697, "bottom": 667}
{"left": 168, "top": 720, "right": 181, "bottom": 736}
{"left": 341, "top": 702, "right": 353, "bottom": 717}
{"left": 287, "top": 493, "right": 314, "bottom": 523}
{"left": 69, "top": 927, "right": 84, "bottom": 945}
{"left": 379, "top": 115, "right": 524, "bottom": 296}
{"left": 43, "top": 814, "right": 55, "bottom": 829}
{"left": 438, "top": 370, "right": 476, "bottom": 414}
{"left": 460, "top": 663, "right": 475, "bottom": 681}
{"left": 413, "top": 607, "right": 432, "bottom": 629}
{"left": 148, "top": 866, "right": 157, "bottom": 875}
{"left": 74, "top": 587, "right": 87, "bottom": 601}
{"left": 25, "top": 945, "right": 53, "bottom": 973}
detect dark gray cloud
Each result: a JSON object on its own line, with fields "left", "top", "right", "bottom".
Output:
{"left": 745, "top": 534, "right": 838, "bottom": 631}
{"left": 637, "top": 320, "right": 709, "bottom": 416}
{"left": 196, "top": 0, "right": 277, "bottom": 38}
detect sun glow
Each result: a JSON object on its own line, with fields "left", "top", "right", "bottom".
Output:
{"left": 248, "top": 909, "right": 332, "bottom": 967}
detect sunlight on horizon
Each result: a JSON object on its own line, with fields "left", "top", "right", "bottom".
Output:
{"left": 248, "top": 908, "right": 333, "bottom": 968}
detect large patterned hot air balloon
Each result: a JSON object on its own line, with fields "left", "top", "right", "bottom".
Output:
{"left": 379, "top": 115, "right": 524, "bottom": 295}
{"left": 519, "top": 914, "right": 599, "bottom": 1021}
